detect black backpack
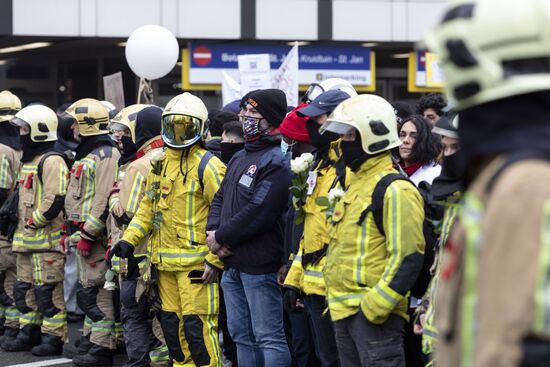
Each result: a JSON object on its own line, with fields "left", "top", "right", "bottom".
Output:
{"left": 359, "top": 173, "right": 441, "bottom": 299}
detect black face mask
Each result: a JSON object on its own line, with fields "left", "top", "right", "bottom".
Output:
{"left": 119, "top": 136, "right": 137, "bottom": 165}
{"left": 306, "top": 119, "right": 338, "bottom": 150}
{"left": 121, "top": 136, "right": 137, "bottom": 156}
{"left": 220, "top": 142, "right": 245, "bottom": 164}
{"left": 340, "top": 137, "right": 368, "bottom": 171}
{"left": 20, "top": 134, "right": 54, "bottom": 162}
{"left": 441, "top": 149, "right": 465, "bottom": 180}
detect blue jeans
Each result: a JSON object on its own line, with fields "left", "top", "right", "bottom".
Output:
{"left": 221, "top": 268, "right": 291, "bottom": 367}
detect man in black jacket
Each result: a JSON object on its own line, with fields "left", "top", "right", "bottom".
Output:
{"left": 206, "top": 89, "right": 292, "bottom": 366}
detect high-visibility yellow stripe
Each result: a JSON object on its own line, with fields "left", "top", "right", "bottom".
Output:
{"left": 128, "top": 222, "right": 148, "bottom": 236}
{"left": 19, "top": 311, "right": 42, "bottom": 325}
{"left": 460, "top": 193, "right": 483, "bottom": 367}
{"left": 187, "top": 180, "right": 196, "bottom": 242}
{"left": 533, "top": 199, "right": 550, "bottom": 333}
{"left": 87, "top": 214, "right": 105, "bottom": 232}
{"left": 0, "top": 156, "right": 10, "bottom": 189}
{"left": 126, "top": 173, "right": 145, "bottom": 214}
{"left": 206, "top": 314, "right": 222, "bottom": 364}
{"left": 32, "top": 210, "right": 48, "bottom": 226}
{"left": 59, "top": 162, "right": 68, "bottom": 194}
{"left": 12, "top": 231, "right": 62, "bottom": 250}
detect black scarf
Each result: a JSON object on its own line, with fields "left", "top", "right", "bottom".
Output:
{"left": 0, "top": 123, "right": 21, "bottom": 151}
{"left": 119, "top": 136, "right": 137, "bottom": 166}
{"left": 20, "top": 135, "right": 55, "bottom": 162}
{"left": 75, "top": 134, "right": 118, "bottom": 161}
{"left": 431, "top": 150, "right": 465, "bottom": 200}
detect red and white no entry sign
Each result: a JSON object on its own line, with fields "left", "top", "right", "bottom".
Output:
{"left": 193, "top": 46, "right": 212, "bottom": 66}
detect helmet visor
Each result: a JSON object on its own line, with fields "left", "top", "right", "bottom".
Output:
{"left": 303, "top": 84, "right": 324, "bottom": 103}
{"left": 9, "top": 117, "right": 29, "bottom": 128}
{"left": 319, "top": 120, "right": 355, "bottom": 135}
{"left": 162, "top": 114, "right": 201, "bottom": 148}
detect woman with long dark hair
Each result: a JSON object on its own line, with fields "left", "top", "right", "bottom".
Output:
{"left": 398, "top": 115, "right": 442, "bottom": 185}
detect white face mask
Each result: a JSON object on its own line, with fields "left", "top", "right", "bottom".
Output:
{"left": 280, "top": 139, "right": 290, "bottom": 155}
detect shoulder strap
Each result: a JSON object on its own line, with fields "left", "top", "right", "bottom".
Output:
{"left": 485, "top": 151, "right": 550, "bottom": 195}
{"left": 38, "top": 152, "right": 65, "bottom": 184}
{"left": 198, "top": 151, "right": 214, "bottom": 191}
{"left": 357, "top": 173, "right": 410, "bottom": 236}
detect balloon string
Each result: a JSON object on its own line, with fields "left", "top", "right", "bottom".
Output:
{"left": 137, "top": 78, "right": 154, "bottom": 104}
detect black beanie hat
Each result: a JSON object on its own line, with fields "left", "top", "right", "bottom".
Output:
{"left": 135, "top": 106, "right": 163, "bottom": 149}
{"left": 242, "top": 89, "right": 287, "bottom": 127}
{"left": 207, "top": 109, "right": 239, "bottom": 137}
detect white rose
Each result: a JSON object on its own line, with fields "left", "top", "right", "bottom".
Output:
{"left": 149, "top": 148, "right": 166, "bottom": 162}
{"left": 328, "top": 187, "right": 345, "bottom": 204}
{"left": 300, "top": 153, "right": 314, "bottom": 166}
{"left": 291, "top": 156, "right": 305, "bottom": 174}
{"left": 104, "top": 281, "right": 117, "bottom": 291}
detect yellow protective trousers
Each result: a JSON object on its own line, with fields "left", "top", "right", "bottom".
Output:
{"left": 157, "top": 268, "right": 222, "bottom": 367}
{"left": 14, "top": 252, "right": 67, "bottom": 339}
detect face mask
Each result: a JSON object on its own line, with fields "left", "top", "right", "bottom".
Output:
{"left": 241, "top": 116, "right": 263, "bottom": 142}
{"left": 121, "top": 136, "right": 137, "bottom": 156}
{"left": 441, "top": 149, "right": 465, "bottom": 179}
{"left": 220, "top": 142, "right": 245, "bottom": 164}
{"left": 340, "top": 137, "right": 368, "bottom": 171}
{"left": 306, "top": 119, "right": 338, "bottom": 150}
{"left": 281, "top": 139, "right": 296, "bottom": 157}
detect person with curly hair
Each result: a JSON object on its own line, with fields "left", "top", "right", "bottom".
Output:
{"left": 398, "top": 115, "right": 442, "bottom": 185}
{"left": 415, "top": 93, "right": 447, "bottom": 126}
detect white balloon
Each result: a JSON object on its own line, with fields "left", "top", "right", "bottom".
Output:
{"left": 125, "top": 25, "right": 179, "bottom": 80}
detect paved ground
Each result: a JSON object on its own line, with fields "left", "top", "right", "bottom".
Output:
{"left": 0, "top": 320, "right": 127, "bottom": 367}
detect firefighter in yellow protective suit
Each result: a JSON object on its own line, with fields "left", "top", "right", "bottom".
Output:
{"left": 3, "top": 105, "right": 68, "bottom": 356}
{"left": 321, "top": 94, "right": 425, "bottom": 366}
{"left": 111, "top": 92, "right": 226, "bottom": 367}
{"left": 107, "top": 104, "right": 169, "bottom": 367}
{"left": 282, "top": 90, "right": 353, "bottom": 367}
{"left": 64, "top": 98, "right": 121, "bottom": 367}
{"left": 0, "top": 91, "right": 22, "bottom": 347}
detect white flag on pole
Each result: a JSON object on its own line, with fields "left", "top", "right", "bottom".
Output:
{"left": 272, "top": 44, "right": 299, "bottom": 107}
{"left": 221, "top": 71, "right": 242, "bottom": 107}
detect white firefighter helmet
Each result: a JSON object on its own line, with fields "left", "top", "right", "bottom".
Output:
{"left": 303, "top": 78, "right": 358, "bottom": 103}
{"left": 110, "top": 104, "right": 148, "bottom": 144}
{"left": 425, "top": 0, "right": 550, "bottom": 111}
{"left": 321, "top": 94, "right": 401, "bottom": 155}
{"left": 65, "top": 98, "right": 110, "bottom": 136}
{"left": 0, "top": 91, "right": 22, "bottom": 123}
{"left": 11, "top": 105, "right": 58, "bottom": 142}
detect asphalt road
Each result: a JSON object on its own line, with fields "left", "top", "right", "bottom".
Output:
{"left": 0, "top": 320, "right": 127, "bottom": 367}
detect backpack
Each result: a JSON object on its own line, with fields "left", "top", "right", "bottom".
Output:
{"left": 37, "top": 151, "right": 68, "bottom": 184}
{"left": 197, "top": 151, "right": 214, "bottom": 191}
{"left": 360, "top": 173, "right": 441, "bottom": 299}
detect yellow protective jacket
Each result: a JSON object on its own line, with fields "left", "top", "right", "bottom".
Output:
{"left": 0, "top": 143, "right": 21, "bottom": 248}
{"left": 65, "top": 144, "right": 120, "bottom": 243}
{"left": 108, "top": 137, "right": 163, "bottom": 271}
{"left": 284, "top": 142, "right": 346, "bottom": 296}
{"left": 324, "top": 153, "right": 425, "bottom": 323}
{"left": 122, "top": 144, "right": 226, "bottom": 272}
{"left": 13, "top": 153, "right": 68, "bottom": 252}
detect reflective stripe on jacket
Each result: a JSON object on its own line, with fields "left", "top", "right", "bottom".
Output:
{"left": 324, "top": 153, "right": 425, "bottom": 323}
{"left": 13, "top": 154, "right": 68, "bottom": 252}
{"left": 122, "top": 145, "right": 225, "bottom": 271}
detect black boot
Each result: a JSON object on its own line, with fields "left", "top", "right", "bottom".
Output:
{"left": 0, "top": 327, "right": 18, "bottom": 348}
{"left": 77, "top": 334, "right": 93, "bottom": 354}
{"left": 2, "top": 324, "right": 41, "bottom": 352}
{"left": 31, "top": 333, "right": 64, "bottom": 356}
{"left": 72, "top": 344, "right": 114, "bottom": 367}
